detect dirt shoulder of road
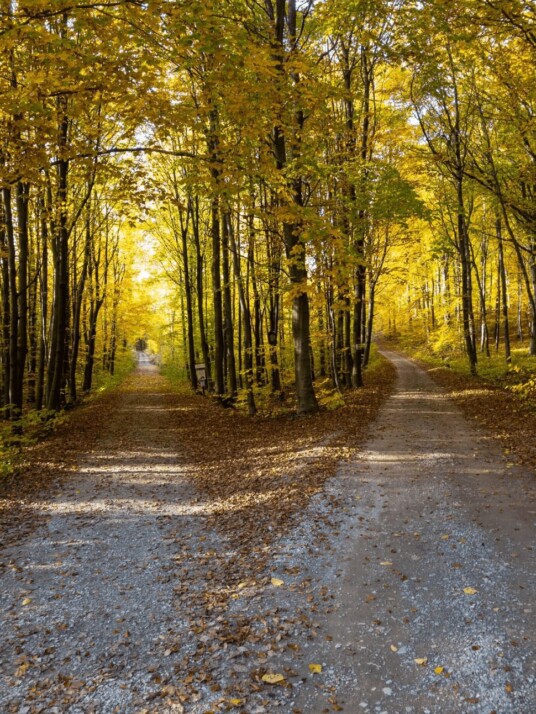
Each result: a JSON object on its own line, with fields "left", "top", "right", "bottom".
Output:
{"left": 413, "top": 357, "right": 536, "bottom": 472}
{"left": 0, "top": 390, "right": 118, "bottom": 547}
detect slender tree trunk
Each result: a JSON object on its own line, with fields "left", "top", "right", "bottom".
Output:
{"left": 191, "top": 198, "right": 211, "bottom": 387}
{"left": 229, "top": 214, "right": 256, "bottom": 414}
{"left": 222, "top": 213, "right": 237, "bottom": 396}
{"left": 83, "top": 299, "right": 104, "bottom": 393}
{"left": 181, "top": 201, "right": 197, "bottom": 390}
{"left": 0, "top": 207, "right": 10, "bottom": 413}
{"left": 363, "top": 281, "right": 376, "bottom": 368}
{"left": 15, "top": 181, "right": 29, "bottom": 410}
{"left": 457, "top": 181, "right": 477, "bottom": 374}
{"left": 46, "top": 108, "right": 70, "bottom": 411}
{"left": 3, "top": 187, "right": 19, "bottom": 417}
{"left": 207, "top": 108, "right": 225, "bottom": 397}
{"left": 69, "top": 217, "right": 90, "bottom": 403}
{"left": 211, "top": 196, "right": 224, "bottom": 396}
{"left": 36, "top": 195, "right": 48, "bottom": 410}
{"left": 497, "top": 218, "right": 511, "bottom": 363}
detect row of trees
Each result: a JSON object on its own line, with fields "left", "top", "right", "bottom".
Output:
{"left": 151, "top": 0, "right": 535, "bottom": 411}
{"left": 1, "top": 0, "right": 534, "bottom": 418}
{"left": 0, "top": 1, "right": 146, "bottom": 418}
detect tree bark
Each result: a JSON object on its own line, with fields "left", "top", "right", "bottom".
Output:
{"left": 497, "top": 218, "right": 511, "bottom": 363}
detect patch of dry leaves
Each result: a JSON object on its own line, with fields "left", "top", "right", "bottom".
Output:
{"left": 176, "top": 359, "right": 396, "bottom": 552}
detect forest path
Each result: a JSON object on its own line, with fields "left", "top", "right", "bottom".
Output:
{"left": 0, "top": 364, "right": 218, "bottom": 713}
{"left": 290, "top": 349, "right": 535, "bottom": 713}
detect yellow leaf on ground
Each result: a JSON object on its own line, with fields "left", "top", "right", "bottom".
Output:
{"left": 414, "top": 657, "right": 428, "bottom": 666}
{"left": 390, "top": 645, "right": 398, "bottom": 652}
{"left": 15, "top": 662, "right": 30, "bottom": 677}
{"left": 270, "top": 577, "right": 284, "bottom": 587}
{"left": 434, "top": 666, "right": 444, "bottom": 674}
{"left": 261, "top": 673, "right": 285, "bottom": 684}
{"left": 309, "top": 663, "right": 322, "bottom": 674}
{"left": 380, "top": 561, "right": 393, "bottom": 566}
{"left": 22, "top": 598, "right": 32, "bottom": 606}
{"left": 463, "top": 587, "right": 478, "bottom": 595}
{"left": 229, "top": 698, "right": 243, "bottom": 705}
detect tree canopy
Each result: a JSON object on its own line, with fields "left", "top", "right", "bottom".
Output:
{"left": 1, "top": 0, "right": 534, "bottom": 418}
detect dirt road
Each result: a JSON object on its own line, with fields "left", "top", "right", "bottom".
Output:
{"left": 289, "top": 350, "right": 535, "bottom": 713}
{"left": 0, "top": 364, "right": 219, "bottom": 713}
{"left": 0, "top": 353, "right": 534, "bottom": 713}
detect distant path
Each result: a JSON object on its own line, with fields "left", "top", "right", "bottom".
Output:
{"left": 291, "top": 349, "right": 535, "bottom": 712}
{"left": 0, "top": 363, "right": 216, "bottom": 713}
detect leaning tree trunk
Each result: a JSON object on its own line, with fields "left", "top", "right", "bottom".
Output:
{"left": 46, "top": 110, "right": 70, "bottom": 412}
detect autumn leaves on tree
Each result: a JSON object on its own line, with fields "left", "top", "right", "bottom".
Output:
{"left": 0, "top": 0, "right": 534, "bottom": 421}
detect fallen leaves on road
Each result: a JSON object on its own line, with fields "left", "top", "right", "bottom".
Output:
{"left": 261, "top": 673, "right": 285, "bottom": 684}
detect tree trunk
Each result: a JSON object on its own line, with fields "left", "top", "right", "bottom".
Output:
{"left": 191, "top": 197, "right": 212, "bottom": 387}
{"left": 69, "top": 216, "right": 91, "bottom": 403}
{"left": 181, "top": 200, "right": 197, "bottom": 390}
{"left": 222, "top": 213, "right": 237, "bottom": 396}
{"left": 497, "top": 218, "right": 511, "bottom": 363}
{"left": 0, "top": 205, "right": 10, "bottom": 413}
{"left": 269, "top": 0, "right": 318, "bottom": 415}
{"left": 15, "top": 181, "right": 29, "bottom": 410}
{"left": 35, "top": 195, "right": 48, "bottom": 410}
{"left": 3, "top": 187, "right": 19, "bottom": 417}
{"left": 229, "top": 214, "right": 256, "bottom": 414}
{"left": 46, "top": 109, "right": 70, "bottom": 412}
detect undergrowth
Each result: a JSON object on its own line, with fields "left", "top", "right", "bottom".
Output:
{"left": 161, "top": 343, "right": 387, "bottom": 417}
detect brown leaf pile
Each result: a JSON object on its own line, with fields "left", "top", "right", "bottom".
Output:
{"left": 0, "top": 392, "right": 117, "bottom": 548}
{"left": 175, "top": 359, "right": 396, "bottom": 554}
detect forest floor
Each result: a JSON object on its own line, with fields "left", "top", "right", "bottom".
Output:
{"left": 0, "top": 353, "right": 534, "bottom": 713}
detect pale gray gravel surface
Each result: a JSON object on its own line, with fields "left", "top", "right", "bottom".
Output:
{"left": 0, "top": 363, "right": 220, "bottom": 713}
{"left": 0, "top": 352, "right": 534, "bottom": 714}
{"left": 282, "top": 350, "right": 536, "bottom": 713}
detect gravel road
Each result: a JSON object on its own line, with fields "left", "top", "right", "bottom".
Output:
{"left": 287, "top": 350, "right": 535, "bottom": 713}
{"left": 0, "top": 364, "right": 218, "bottom": 713}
